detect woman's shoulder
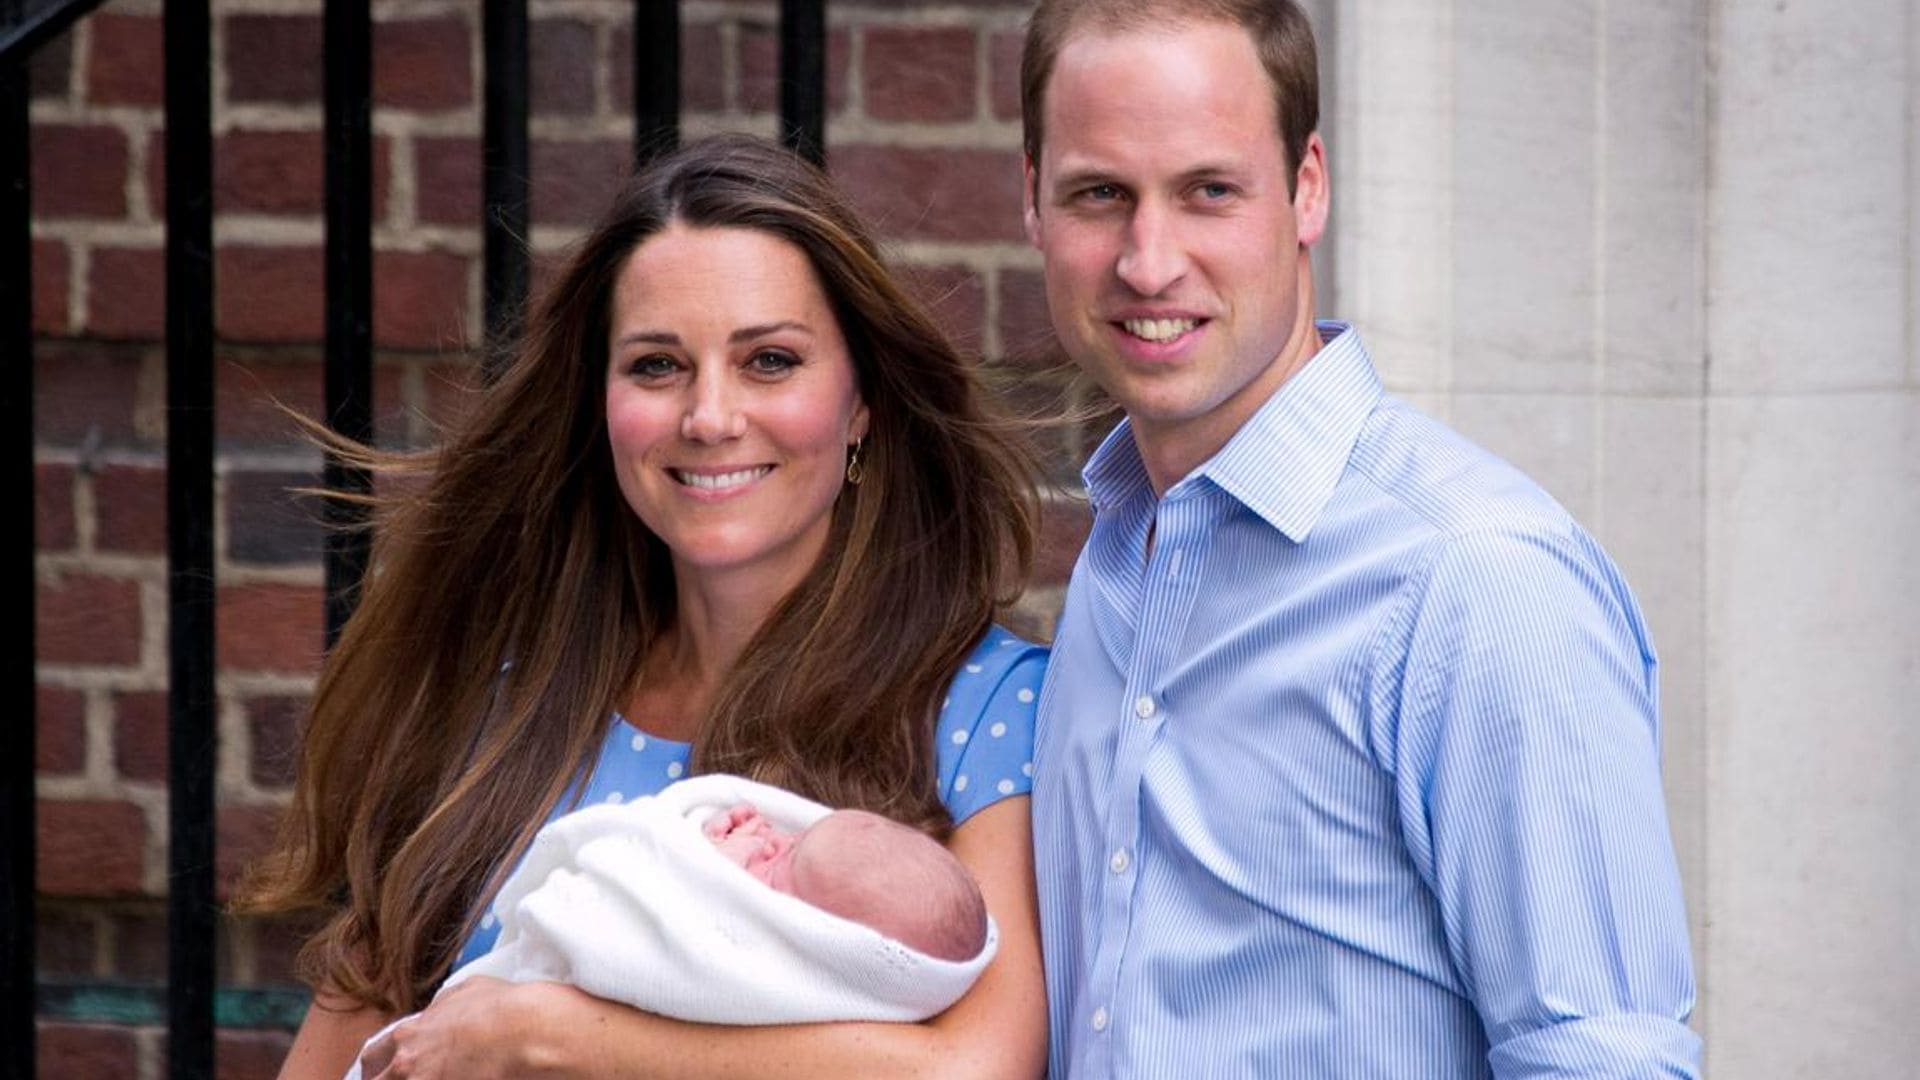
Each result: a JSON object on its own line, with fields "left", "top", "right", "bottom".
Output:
{"left": 934, "top": 625, "right": 1047, "bottom": 824}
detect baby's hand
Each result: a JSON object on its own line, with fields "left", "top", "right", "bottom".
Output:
{"left": 703, "top": 802, "right": 765, "bottom": 842}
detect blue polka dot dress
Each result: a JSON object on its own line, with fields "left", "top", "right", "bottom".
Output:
{"left": 454, "top": 625, "right": 1047, "bottom": 967}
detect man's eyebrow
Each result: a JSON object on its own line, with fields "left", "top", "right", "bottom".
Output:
{"left": 1049, "top": 168, "right": 1124, "bottom": 193}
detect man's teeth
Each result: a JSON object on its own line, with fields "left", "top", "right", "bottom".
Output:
{"left": 675, "top": 466, "right": 772, "bottom": 491}
{"left": 1123, "top": 317, "right": 1198, "bottom": 343}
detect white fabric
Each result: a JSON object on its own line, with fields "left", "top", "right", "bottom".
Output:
{"left": 346, "top": 774, "right": 996, "bottom": 1079}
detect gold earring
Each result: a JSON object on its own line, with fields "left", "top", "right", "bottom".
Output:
{"left": 845, "top": 438, "right": 865, "bottom": 486}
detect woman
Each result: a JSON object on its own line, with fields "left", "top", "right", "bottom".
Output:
{"left": 241, "top": 135, "right": 1049, "bottom": 1078}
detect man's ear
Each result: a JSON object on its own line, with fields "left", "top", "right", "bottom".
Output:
{"left": 1022, "top": 153, "right": 1042, "bottom": 248}
{"left": 1293, "top": 132, "right": 1330, "bottom": 248}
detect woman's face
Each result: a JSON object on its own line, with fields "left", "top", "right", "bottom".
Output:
{"left": 605, "top": 223, "right": 869, "bottom": 590}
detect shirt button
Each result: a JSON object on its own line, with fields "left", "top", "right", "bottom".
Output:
{"left": 1133, "top": 695, "right": 1156, "bottom": 720}
{"left": 1109, "top": 849, "right": 1130, "bottom": 874}
{"left": 1091, "top": 1007, "right": 1110, "bottom": 1032}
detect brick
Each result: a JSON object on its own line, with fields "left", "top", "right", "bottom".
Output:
{"left": 33, "top": 340, "right": 148, "bottom": 448}
{"left": 113, "top": 690, "right": 169, "bottom": 783}
{"left": 31, "top": 124, "right": 128, "bottom": 219}
{"left": 247, "top": 695, "right": 307, "bottom": 789}
{"left": 36, "top": 799, "right": 148, "bottom": 896}
{"left": 226, "top": 15, "right": 322, "bottom": 104}
{"left": 414, "top": 136, "right": 480, "bottom": 227}
{"left": 94, "top": 462, "right": 168, "bottom": 553}
{"left": 88, "top": 13, "right": 164, "bottom": 106}
{"left": 531, "top": 137, "right": 629, "bottom": 227}
{"left": 611, "top": 20, "right": 724, "bottom": 115}
{"left": 228, "top": 469, "right": 324, "bottom": 565}
{"left": 35, "top": 906, "right": 96, "bottom": 977}
{"left": 250, "top": 913, "right": 314, "bottom": 984}
{"left": 374, "top": 16, "right": 473, "bottom": 111}
{"left": 374, "top": 250, "right": 471, "bottom": 350}
{"left": 214, "top": 352, "right": 408, "bottom": 448}
{"left": 36, "top": 684, "right": 86, "bottom": 775}
{"left": 217, "top": 804, "right": 285, "bottom": 902}
{"left": 863, "top": 28, "right": 978, "bottom": 123}
{"left": 739, "top": 23, "right": 849, "bottom": 115}
{"left": 37, "top": 573, "right": 143, "bottom": 666}
{"left": 28, "top": 27, "right": 73, "bottom": 101}
{"left": 36, "top": 461, "right": 76, "bottom": 552}
{"left": 901, "top": 264, "right": 986, "bottom": 351}
{"left": 147, "top": 130, "right": 165, "bottom": 215}
{"left": 109, "top": 908, "right": 167, "bottom": 980}
{"left": 87, "top": 245, "right": 166, "bottom": 340}
{"left": 33, "top": 238, "right": 69, "bottom": 335}
{"left": 832, "top": 146, "right": 1025, "bottom": 243}
{"left": 990, "top": 30, "right": 1024, "bottom": 121}
{"left": 219, "top": 1029, "right": 296, "bottom": 1080}
{"left": 531, "top": 18, "right": 597, "bottom": 116}
{"left": 218, "top": 246, "right": 323, "bottom": 343}
{"left": 218, "top": 583, "right": 325, "bottom": 674}
{"left": 997, "top": 267, "right": 1056, "bottom": 361}
{"left": 216, "top": 131, "right": 320, "bottom": 216}
{"left": 37, "top": 1021, "right": 139, "bottom": 1080}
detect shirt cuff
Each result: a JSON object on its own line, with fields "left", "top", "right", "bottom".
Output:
{"left": 1489, "top": 1013, "right": 1702, "bottom": 1079}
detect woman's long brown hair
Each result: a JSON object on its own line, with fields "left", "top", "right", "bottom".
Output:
{"left": 234, "top": 135, "right": 1038, "bottom": 1013}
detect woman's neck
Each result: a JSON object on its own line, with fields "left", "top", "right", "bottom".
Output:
{"left": 625, "top": 559, "right": 800, "bottom": 742}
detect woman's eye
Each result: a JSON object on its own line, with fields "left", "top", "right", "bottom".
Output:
{"left": 628, "top": 354, "right": 680, "bottom": 379}
{"left": 747, "top": 349, "right": 800, "bottom": 375}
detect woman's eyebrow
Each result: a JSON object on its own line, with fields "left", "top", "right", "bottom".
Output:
{"left": 730, "top": 321, "right": 809, "bottom": 343}
{"left": 612, "top": 322, "right": 810, "bottom": 349}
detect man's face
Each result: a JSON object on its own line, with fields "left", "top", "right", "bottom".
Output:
{"left": 1024, "top": 20, "right": 1328, "bottom": 487}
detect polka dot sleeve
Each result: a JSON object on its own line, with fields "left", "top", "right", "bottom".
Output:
{"left": 935, "top": 626, "right": 1048, "bottom": 826}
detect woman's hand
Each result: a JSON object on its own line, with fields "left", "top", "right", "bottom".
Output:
{"left": 360, "top": 977, "right": 587, "bottom": 1079}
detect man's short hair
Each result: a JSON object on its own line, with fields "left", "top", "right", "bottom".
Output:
{"left": 1021, "top": 0, "right": 1320, "bottom": 180}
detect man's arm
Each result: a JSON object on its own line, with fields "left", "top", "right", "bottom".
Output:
{"left": 1390, "top": 527, "right": 1701, "bottom": 1079}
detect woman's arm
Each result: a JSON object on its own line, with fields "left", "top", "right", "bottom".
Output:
{"left": 277, "top": 987, "right": 395, "bottom": 1080}
{"left": 363, "top": 796, "right": 1047, "bottom": 1080}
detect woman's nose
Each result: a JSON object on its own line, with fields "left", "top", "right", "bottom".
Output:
{"left": 680, "top": 371, "right": 746, "bottom": 442}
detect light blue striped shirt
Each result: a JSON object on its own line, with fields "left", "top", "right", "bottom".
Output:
{"left": 1033, "top": 323, "right": 1699, "bottom": 1078}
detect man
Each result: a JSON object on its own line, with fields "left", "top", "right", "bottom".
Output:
{"left": 1022, "top": 2, "right": 1701, "bottom": 1076}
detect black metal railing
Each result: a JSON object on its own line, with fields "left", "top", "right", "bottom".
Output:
{"left": 3, "top": 0, "right": 830, "bottom": 1076}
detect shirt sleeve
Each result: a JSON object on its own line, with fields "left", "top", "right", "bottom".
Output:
{"left": 1388, "top": 527, "right": 1701, "bottom": 1079}
{"left": 936, "top": 632, "right": 1047, "bottom": 826}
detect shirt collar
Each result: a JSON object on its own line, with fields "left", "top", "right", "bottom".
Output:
{"left": 1081, "top": 322, "right": 1382, "bottom": 542}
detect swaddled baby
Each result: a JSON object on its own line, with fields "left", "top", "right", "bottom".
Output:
{"left": 346, "top": 774, "right": 996, "bottom": 1079}
{"left": 703, "top": 801, "right": 988, "bottom": 962}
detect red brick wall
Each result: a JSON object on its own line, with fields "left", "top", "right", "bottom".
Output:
{"left": 28, "top": 1, "right": 1089, "bottom": 1075}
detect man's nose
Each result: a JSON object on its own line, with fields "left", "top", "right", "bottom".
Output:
{"left": 680, "top": 369, "right": 746, "bottom": 442}
{"left": 1115, "top": 202, "right": 1188, "bottom": 297}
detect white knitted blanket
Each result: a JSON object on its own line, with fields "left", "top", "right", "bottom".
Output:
{"left": 346, "top": 774, "right": 995, "bottom": 1078}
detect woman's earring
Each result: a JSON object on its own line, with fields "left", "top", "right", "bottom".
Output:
{"left": 845, "top": 438, "right": 865, "bottom": 486}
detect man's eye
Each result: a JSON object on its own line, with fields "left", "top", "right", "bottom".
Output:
{"left": 1083, "top": 184, "right": 1123, "bottom": 202}
{"left": 747, "top": 349, "right": 800, "bottom": 375}
{"left": 1196, "top": 182, "right": 1235, "bottom": 200}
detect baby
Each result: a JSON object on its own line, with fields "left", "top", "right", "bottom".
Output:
{"left": 703, "top": 801, "right": 988, "bottom": 963}
{"left": 347, "top": 775, "right": 997, "bottom": 1079}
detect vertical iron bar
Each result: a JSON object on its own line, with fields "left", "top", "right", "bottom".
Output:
{"left": 164, "top": 0, "right": 217, "bottom": 1073}
{"left": 632, "top": 0, "right": 678, "bottom": 167}
{"left": 482, "top": 0, "right": 528, "bottom": 384}
{"left": 778, "top": 0, "right": 825, "bottom": 166}
{"left": 1, "top": 55, "right": 36, "bottom": 1080}
{"left": 323, "top": 0, "right": 373, "bottom": 640}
